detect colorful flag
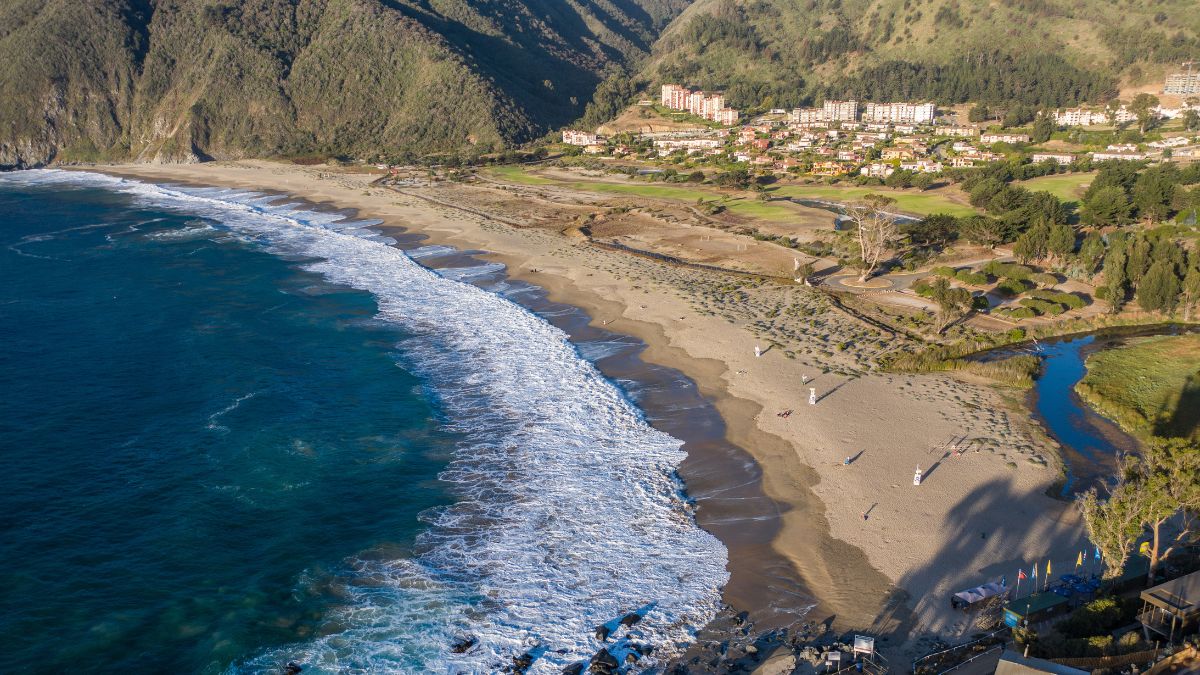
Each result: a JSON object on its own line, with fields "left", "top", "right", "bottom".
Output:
{"left": 1076, "top": 551, "right": 1083, "bottom": 567}
{"left": 1018, "top": 568, "right": 1028, "bottom": 580}
{"left": 1046, "top": 559, "right": 1052, "bottom": 578}
{"left": 1032, "top": 565, "right": 1037, "bottom": 579}
{"left": 1094, "top": 547, "right": 1101, "bottom": 561}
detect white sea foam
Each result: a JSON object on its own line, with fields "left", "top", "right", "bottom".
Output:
{"left": 3, "top": 170, "right": 729, "bottom": 673}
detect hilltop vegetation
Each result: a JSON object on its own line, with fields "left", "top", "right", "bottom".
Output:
{"left": 643, "top": 0, "right": 1200, "bottom": 111}
{"left": 0, "top": 0, "right": 687, "bottom": 168}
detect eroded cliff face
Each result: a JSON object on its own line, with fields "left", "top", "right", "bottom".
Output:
{"left": 0, "top": 0, "right": 689, "bottom": 168}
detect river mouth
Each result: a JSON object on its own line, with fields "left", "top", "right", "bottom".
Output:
{"left": 971, "top": 324, "right": 1199, "bottom": 497}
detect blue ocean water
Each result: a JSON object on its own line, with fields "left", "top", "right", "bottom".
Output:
{"left": 0, "top": 171, "right": 728, "bottom": 673}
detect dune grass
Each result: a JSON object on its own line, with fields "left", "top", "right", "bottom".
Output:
{"left": 1076, "top": 333, "right": 1200, "bottom": 441}
{"left": 767, "top": 185, "right": 977, "bottom": 217}
{"left": 1014, "top": 172, "right": 1095, "bottom": 203}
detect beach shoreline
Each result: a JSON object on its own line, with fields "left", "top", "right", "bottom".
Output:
{"left": 77, "top": 160, "right": 1091, "bottom": 665}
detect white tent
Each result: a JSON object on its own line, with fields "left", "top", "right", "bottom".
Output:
{"left": 951, "top": 580, "right": 1010, "bottom": 609}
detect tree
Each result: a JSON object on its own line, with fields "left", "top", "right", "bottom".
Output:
{"left": 902, "top": 214, "right": 958, "bottom": 249}
{"left": 1103, "top": 242, "right": 1128, "bottom": 313}
{"left": 968, "top": 104, "right": 990, "bottom": 123}
{"left": 1137, "top": 260, "right": 1181, "bottom": 313}
{"left": 1080, "top": 185, "right": 1131, "bottom": 227}
{"left": 1077, "top": 231, "right": 1106, "bottom": 275}
{"left": 960, "top": 215, "right": 1013, "bottom": 247}
{"left": 911, "top": 172, "right": 935, "bottom": 191}
{"left": 843, "top": 194, "right": 899, "bottom": 281}
{"left": 1184, "top": 109, "right": 1200, "bottom": 131}
{"left": 1047, "top": 222, "right": 1076, "bottom": 262}
{"left": 1013, "top": 222, "right": 1050, "bottom": 263}
{"left": 1077, "top": 487, "right": 1142, "bottom": 579}
{"left": 1181, "top": 264, "right": 1200, "bottom": 321}
{"left": 929, "top": 277, "right": 973, "bottom": 333}
{"left": 1078, "top": 437, "right": 1200, "bottom": 581}
{"left": 1031, "top": 114, "right": 1055, "bottom": 144}
{"left": 1129, "top": 93, "right": 1160, "bottom": 134}
{"left": 1131, "top": 166, "right": 1178, "bottom": 223}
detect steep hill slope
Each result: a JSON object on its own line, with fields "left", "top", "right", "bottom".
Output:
{"left": 644, "top": 0, "right": 1200, "bottom": 110}
{"left": 0, "top": 0, "right": 687, "bottom": 168}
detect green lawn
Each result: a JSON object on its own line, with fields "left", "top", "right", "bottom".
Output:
{"left": 1015, "top": 173, "right": 1095, "bottom": 203}
{"left": 766, "top": 184, "right": 977, "bottom": 217}
{"left": 1076, "top": 333, "right": 1200, "bottom": 441}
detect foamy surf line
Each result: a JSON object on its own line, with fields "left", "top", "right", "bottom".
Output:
{"left": 5, "top": 170, "right": 729, "bottom": 673}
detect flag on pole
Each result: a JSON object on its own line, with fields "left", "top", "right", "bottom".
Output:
{"left": 1046, "top": 559, "right": 1052, "bottom": 578}
{"left": 1094, "top": 547, "right": 1101, "bottom": 561}
{"left": 1076, "top": 551, "right": 1083, "bottom": 567}
{"left": 1018, "top": 568, "right": 1028, "bottom": 580}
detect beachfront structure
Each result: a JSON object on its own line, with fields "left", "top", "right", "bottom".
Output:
{"left": 823, "top": 99, "right": 860, "bottom": 122}
{"left": 981, "top": 132, "right": 1030, "bottom": 144}
{"left": 862, "top": 101, "right": 936, "bottom": 124}
{"left": 562, "top": 130, "right": 600, "bottom": 146}
{"left": 995, "top": 650, "right": 1089, "bottom": 675}
{"left": 1139, "top": 570, "right": 1200, "bottom": 643}
{"left": 660, "top": 84, "right": 740, "bottom": 125}
{"left": 1165, "top": 71, "right": 1200, "bottom": 95}
{"left": 1031, "top": 153, "right": 1075, "bottom": 165}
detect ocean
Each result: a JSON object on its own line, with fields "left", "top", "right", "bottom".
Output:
{"left": 0, "top": 171, "right": 728, "bottom": 673}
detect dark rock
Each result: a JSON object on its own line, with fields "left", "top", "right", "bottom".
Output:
{"left": 589, "top": 648, "right": 620, "bottom": 674}
{"left": 619, "top": 613, "right": 642, "bottom": 628}
{"left": 734, "top": 611, "right": 750, "bottom": 626}
{"left": 284, "top": 662, "right": 303, "bottom": 675}
{"left": 511, "top": 651, "right": 534, "bottom": 674}
{"left": 562, "top": 664, "right": 584, "bottom": 675}
{"left": 595, "top": 625, "right": 611, "bottom": 642}
{"left": 450, "top": 636, "right": 478, "bottom": 654}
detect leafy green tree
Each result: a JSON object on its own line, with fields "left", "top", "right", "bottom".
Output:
{"left": 929, "top": 277, "right": 973, "bottom": 333}
{"left": 1131, "top": 165, "right": 1178, "bottom": 223}
{"left": 1103, "top": 241, "right": 1128, "bottom": 312}
{"left": 911, "top": 172, "right": 935, "bottom": 191}
{"left": 1080, "top": 185, "right": 1131, "bottom": 227}
{"left": 1184, "top": 109, "right": 1200, "bottom": 131}
{"left": 1178, "top": 266, "right": 1200, "bottom": 321}
{"left": 1079, "top": 438, "right": 1200, "bottom": 582}
{"left": 968, "top": 104, "right": 990, "bottom": 123}
{"left": 1137, "top": 260, "right": 1181, "bottom": 313}
{"left": 1077, "top": 231, "right": 1106, "bottom": 275}
{"left": 1129, "top": 93, "right": 1160, "bottom": 133}
{"left": 1013, "top": 222, "right": 1049, "bottom": 263}
{"left": 1048, "top": 222, "right": 1076, "bottom": 262}
{"left": 1031, "top": 114, "right": 1055, "bottom": 144}
{"left": 960, "top": 215, "right": 1014, "bottom": 247}
{"left": 1124, "top": 235, "right": 1152, "bottom": 287}
{"left": 902, "top": 214, "right": 958, "bottom": 249}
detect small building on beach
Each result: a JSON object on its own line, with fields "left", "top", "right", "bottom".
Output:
{"left": 1004, "top": 591, "right": 1071, "bottom": 627}
{"left": 1139, "top": 570, "right": 1200, "bottom": 642}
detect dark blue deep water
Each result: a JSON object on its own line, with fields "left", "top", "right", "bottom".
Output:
{"left": 0, "top": 183, "right": 457, "bottom": 672}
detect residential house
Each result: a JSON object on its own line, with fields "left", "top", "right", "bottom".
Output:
{"left": 1031, "top": 153, "right": 1075, "bottom": 165}
{"left": 981, "top": 132, "right": 1029, "bottom": 144}
{"left": 563, "top": 130, "right": 600, "bottom": 146}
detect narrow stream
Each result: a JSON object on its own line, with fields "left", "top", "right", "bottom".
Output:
{"left": 974, "top": 325, "right": 1197, "bottom": 496}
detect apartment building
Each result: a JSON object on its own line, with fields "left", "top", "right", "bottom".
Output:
{"left": 862, "top": 101, "right": 936, "bottom": 124}
{"left": 1031, "top": 153, "right": 1075, "bottom": 165}
{"left": 790, "top": 108, "right": 825, "bottom": 124}
{"left": 1165, "top": 72, "right": 1200, "bottom": 96}
{"left": 660, "top": 84, "right": 740, "bottom": 125}
{"left": 823, "top": 100, "right": 860, "bottom": 122}
{"left": 941, "top": 126, "right": 980, "bottom": 137}
{"left": 981, "top": 133, "right": 1030, "bottom": 144}
{"left": 562, "top": 130, "right": 600, "bottom": 146}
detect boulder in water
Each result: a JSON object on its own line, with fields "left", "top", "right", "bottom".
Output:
{"left": 562, "top": 663, "right": 585, "bottom": 675}
{"left": 589, "top": 648, "right": 620, "bottom": 674}
{"left": 284, "top": 662, "right": 303, "bottom": 675}
{"left": 594, "top": 625, "right": 611, "bottom": 642}
{"left": 619, "top": 613, "right": 642, "bottom": 628}
{"left": 451, "top": 636, "right": 478, "bottom": 654}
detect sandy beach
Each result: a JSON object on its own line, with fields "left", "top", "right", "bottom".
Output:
{"left": 88, "top": 160, "right": 1091, "bottom": 665}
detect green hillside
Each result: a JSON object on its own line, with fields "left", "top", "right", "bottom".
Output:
{"left": 0, "top": 0, "right": 687, "bottom": 168}
{"left": 643, "top": 0, "right": 1200, "bottom": 111}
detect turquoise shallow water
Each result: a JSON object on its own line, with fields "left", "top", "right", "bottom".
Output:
{"left": 0, "top": 181, "right": 458, "bottom": 672}
{"left": 0, "top": 171, "right": 730, "bottom": 674}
